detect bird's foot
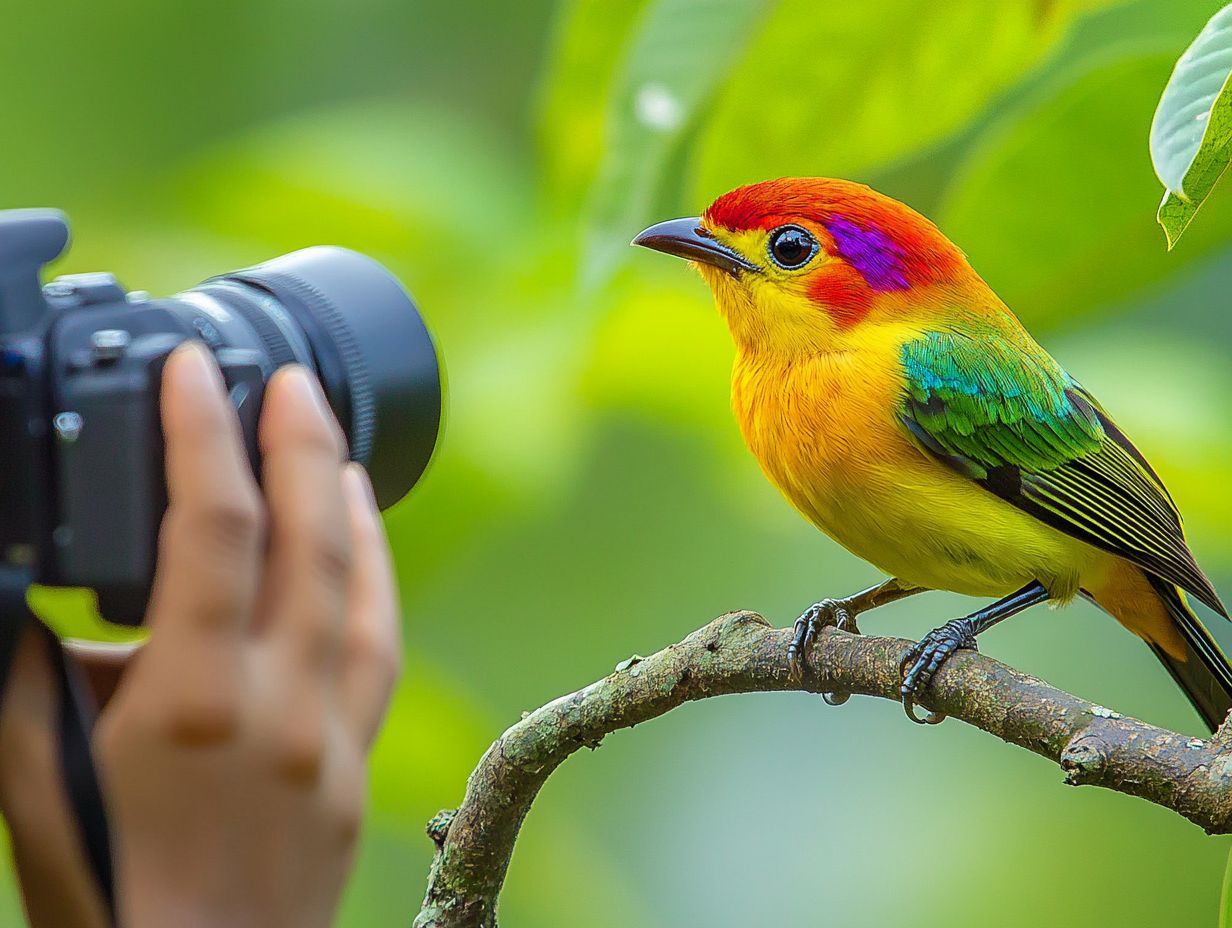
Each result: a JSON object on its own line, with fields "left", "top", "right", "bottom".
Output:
{"left": 787, "top": 598, "right": 859, "bottom": 662}
{"left": 787, "top": 598, "right": 860, "bottom": 702}
{"left": 898, "top": 618, "right": 977, "bottom": 725}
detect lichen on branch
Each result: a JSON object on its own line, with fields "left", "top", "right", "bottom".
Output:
{"left": 414, "top": 611, "right": 1232, "bottom": 928}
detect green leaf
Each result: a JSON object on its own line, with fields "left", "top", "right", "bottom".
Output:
{"left": 1150, "top": 4, "right": 1232, "bottom": 196}
{"left": 687, "top": 0, "right": 1100, "bottom": 206}
{"left": 579, "top": 0, "right": 769, "bottom": 289}
{"left": 1150, "top": 4, "right": 1232, "bottom": 248}
{"left": 1159, "top": 184, "right": 1210, "bottom": 250}
{"left": 939, "top": 48, "right": 1232, "bottom": 330}
{"left": 1156, "top": 138, "right": 1232, "bottom": 249}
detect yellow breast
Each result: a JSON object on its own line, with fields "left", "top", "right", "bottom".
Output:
{"left": 730, "top": 323, "right": 1098, "bottom": 600}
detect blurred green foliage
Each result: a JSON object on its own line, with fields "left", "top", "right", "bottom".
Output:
{"left": 3, "top": 0, "right": 1232, "bottom": 925}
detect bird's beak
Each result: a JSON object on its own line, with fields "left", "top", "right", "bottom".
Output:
{"left": 632, "top": 217, "right": 759, "bottom": 276}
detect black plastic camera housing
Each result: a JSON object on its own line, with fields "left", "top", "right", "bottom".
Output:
{"left": 0, "top": 209, "right": 441, "bottom": 625}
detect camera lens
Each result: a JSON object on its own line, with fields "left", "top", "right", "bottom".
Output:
{"left": 175, "top": 247, "right": 442, "bottom": 508}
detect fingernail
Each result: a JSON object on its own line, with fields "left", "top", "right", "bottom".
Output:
{"left": 169, "top": 341, "right": 225, "bottom": 395}
{"left": 276, "top": 365, "right": 329, "bottom": 414}
{"left": 343, "top": 462, "right": 378, "bottom": 512}
{"left": 275, "top": 365, "right": 347, "bottom": 456}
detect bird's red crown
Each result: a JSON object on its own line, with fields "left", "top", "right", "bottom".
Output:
{"left": 704, "top": 177, "right": 969, "bottom": 310}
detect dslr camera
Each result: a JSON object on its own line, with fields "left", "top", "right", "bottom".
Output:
{"left": 0, "top": 209, "right": 441, "bottom": 625}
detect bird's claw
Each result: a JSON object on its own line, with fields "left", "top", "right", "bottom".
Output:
{"left": 898, "top": 618, "right": 977, "bottom": 725}
{"left": 788, "top": 599, "right": 859, "bottom": 702}
{"left": 786, "top": 615, "right": 812, "bottom": 666}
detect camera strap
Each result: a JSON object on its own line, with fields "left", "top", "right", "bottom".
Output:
{"left": 0, "top": 574, "right": 117, "bottom": 926}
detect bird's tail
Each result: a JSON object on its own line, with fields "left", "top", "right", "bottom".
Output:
{"left": 1145, "top": 576, "right": 1232, "bottom": 734}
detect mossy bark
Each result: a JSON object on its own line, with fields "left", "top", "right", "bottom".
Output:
{"left": 415, "top": 612, "right": 1232, "bottom": 927}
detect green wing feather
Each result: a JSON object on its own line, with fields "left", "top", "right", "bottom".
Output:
{"left": 899, "top": 330, "right": 1226, "bottom": 617}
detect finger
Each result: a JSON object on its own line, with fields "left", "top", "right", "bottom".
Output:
{"left": 0, "top": 629, "right": 109, "bottom": 928}
{"left": 259, "top": 365, "right": 351, "bottom": 675}
{"left": 150, "top": 342, "right": 264, "bottom": 637}
{"left": 140, "top": 343, "right": 263, "bottom": 735}
{"left": 338, "top": 464, "right": 401, "bottom": 747}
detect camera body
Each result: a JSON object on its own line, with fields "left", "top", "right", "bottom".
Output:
{"left": 6, "top": 267, "right": 268, "bottom": 623}
{"left": 0, "top": 209, "right": 441, "bottom": 625}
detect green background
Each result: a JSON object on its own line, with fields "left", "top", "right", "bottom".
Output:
{"left": 3, "top": 0, "right": 1232, "bottom": 924}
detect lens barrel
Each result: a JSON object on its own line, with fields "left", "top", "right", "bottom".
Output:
{"left": 185, "top": 248, "right": 442, "bottom": 508}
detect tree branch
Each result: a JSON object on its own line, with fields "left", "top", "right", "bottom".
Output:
{"left": 413, "top": 611, "right": 1232, "bottom": 927}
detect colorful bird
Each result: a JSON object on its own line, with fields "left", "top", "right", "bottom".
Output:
{"left": 633, "top": 177, "right": 1232, "bottom": 729}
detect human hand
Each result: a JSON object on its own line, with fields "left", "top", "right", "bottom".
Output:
{"left": 0, "top": 627, "right": 121, "bottom": 928}
{"left": 90, "top": 342, "right": 401, "bottom": 928}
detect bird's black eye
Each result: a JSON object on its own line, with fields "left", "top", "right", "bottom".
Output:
{"left": 767, "top": 225, "right": 817, "bottom": 270}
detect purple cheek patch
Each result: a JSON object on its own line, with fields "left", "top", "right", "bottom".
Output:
{"left": 823, "top": 215, "right": 911, "bottom": 291}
